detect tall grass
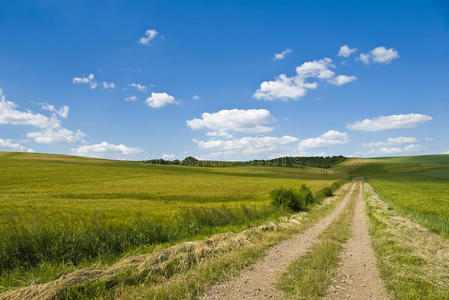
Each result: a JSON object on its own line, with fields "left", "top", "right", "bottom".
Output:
{"left": 0, "top": 204, "right": 284, "bottom": 275}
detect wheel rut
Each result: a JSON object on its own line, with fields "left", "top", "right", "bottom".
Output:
{"left": 201, "top": 183, "right": 357, "bottom": 300}
{"left": 324, "top": 182, "right": 388, "bottom": 300}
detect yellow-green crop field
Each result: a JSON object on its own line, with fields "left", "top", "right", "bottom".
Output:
{"left": 1, "top": 151, "right": 449, "bottom": 294}
{"left": 0, "top": 152, "right": 342, "bottom": 290}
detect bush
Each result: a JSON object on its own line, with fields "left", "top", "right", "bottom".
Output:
{"left": 271, "top": 184, "right": 318, "bottom": 211}
{"left": 271, "top": 188, "right": 305, "bottom": 211}
{"left": 298, "top": 184, "right": 314, "bottom": 205}
{"left": 322, "top": 187, "right": 333, "bottom": 197}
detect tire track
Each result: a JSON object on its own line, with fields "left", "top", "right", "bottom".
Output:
{"left": 325, "top": 182, "right": 388, "bottom": 299}
{"left": 201, "top": 183, "right": 357, "bottom": 300}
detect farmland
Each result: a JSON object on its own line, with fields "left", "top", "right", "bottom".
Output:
{"left": 342, "top": 155, "right": 449, "bottom": 237}
{"left": 0, "top": 152, "right": 342, "bottom": 292}
{"left": 1, "top": 152, "right": 449, "bottom": 299}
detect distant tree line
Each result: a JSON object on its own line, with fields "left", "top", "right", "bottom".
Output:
{"left": 143, "top": 155, "right": 346, "bottom": 169}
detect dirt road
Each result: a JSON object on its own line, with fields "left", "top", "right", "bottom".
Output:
{"left": 201, "top": 183, "right": 357, "bottom": 300}
{"left": 325, "top": 182, "right": 388, "bottom": 299}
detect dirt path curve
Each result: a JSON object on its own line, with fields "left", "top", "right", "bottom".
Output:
{"left": 325, "top": 182, "right": 388, "bottom": 300}
{"left": 201, "top": 183, "right": 357, "bottom": 300}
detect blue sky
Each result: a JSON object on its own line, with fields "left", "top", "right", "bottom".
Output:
{"left": 0, "top": 0, "right": 448, "bottom": 160}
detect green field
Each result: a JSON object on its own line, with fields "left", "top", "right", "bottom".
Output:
{"left": 0, "top": 152, "right": 342, "bottom": 291}
{"left": 339, "top": 155, "right": 449, "bottom": 237}
{"left": 1, "top": 152, "right": 449, "bottom": 295}
{"left": 367, "top": 169, "right": 449, "bottom": 238}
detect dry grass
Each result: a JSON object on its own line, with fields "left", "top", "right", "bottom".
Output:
{"left": 365, "top": 183, "right": 449, "bottom": 299}
{"left": 0, "top": 184, "right": 351, "bottom": 300}
{"left": 276, "top": 182, "right": 358, "bottom": 299}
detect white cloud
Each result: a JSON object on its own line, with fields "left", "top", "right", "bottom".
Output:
{"left": 0, "top": 90, "right": 85, "bottom": 145}
{"left": 0, "top": 97, "right": 60, "bottom": 129}
{"left": 387, "top": 136, "right": 419, "bottom": 144}
{"left": 338, "top": 45, "right": 357, "bottom": 57}
{"left": 253, "top": 74, "right": 315, "bottom": 101}
{"left": 40, "top": 103, "right": 69, "bottom": 119}
{"left": 296, "top": 58, "right": 335, "bottom": 78}
{"left": 368, "top": 144, "right": 421, "bottom": 155}
{"left": 73, "top": 74, "right": 97, "bottom": 89}
{"left": 129, "top": 83, "right": 146, "bottom": 92}
{"left": 359, "top": 46, "right": 399, "bottom": 64}
{"left": 161, "top": 153, "right": 176, "bottom": 160}
{"left": 192, "top": 95, "right": 200, "bottom": 100}
{"left": 298, "top": 130, "right": 349, "bottom": 150}
{"left": 193, "top": 135, "right": 299, "bottom": 157}
{"left": 363, "top": 136, "right": 419, "bottom": 148}
{"left": 0, "top": 138, "right": 34, "bottom": 152}
{"left": 445, "top": 151, "right": 449, "bottom": 154}
{"left": 254, "top": 57, "right": 355, "bottom": 101}
{"left": 347, "top": 113, "right": 432, "bottom": 131}
{"left": 328, "top": 75, "right": 357, "bottom": 86}
{"left": 187, "top": 109, "right": 276, "bottom": 138}
{"left": 27, "top": 128, "right": 86, "bottom": 144}
{"left": 102, "top": 81, "right": 115, "bottom": 89}
{"left": 124, "top": 96, "right": 138, "bottom": 102}
{"left": 191, "top": 129, "right": 351, "bottom": 160}
{"left": 274, "top": 48, "right": 292, "bottom": 60}
{"left": 71, "top": 141, "right": 143, "bottom": 160}
{"left": 145, "top": 92, "right": 177, "bottom": 108}
{"left": 363, "top": 136, "right": 422, "bottom": 155}
{"left": 138, "top": 29, "right": 158, "bottom": 45}
{"left": 206, "top": 130, "right": 233, "bottom": 139}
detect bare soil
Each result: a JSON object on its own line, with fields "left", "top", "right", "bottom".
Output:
{"left": 325, "top": 182, "right": 388, "bottom": 299}
{"left": 201, "top": 183, "right": 357, "bottom": 300}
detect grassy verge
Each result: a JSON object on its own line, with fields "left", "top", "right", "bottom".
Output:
{"left": 0, "top": 204, "right": 288, "bottom": 293}
{"left": 276, "top": 183, "right": 358, "bottom": 299}
{"left": 367, "top": 172, "right": 449, "bottom": 238}
{"left": 42, "top": 184, "right": 352, "bottom": 299}
{"left": 365, "top": 183, "right": 449, "bottom": 299}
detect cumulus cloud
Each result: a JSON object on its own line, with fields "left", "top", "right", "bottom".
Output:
{"left": 124, "top": 96, "right": 138, "bottom": 102}
{"left": 363, "top": 136, "right": 419, "bottom": 148}
{"left": 274, "top": 48, "right": 292, "bottom": 60}
{"left": 328, "top": 75, "right": 357, "bottom": 86}
{"left": 161, "top": 153, "right": 176, "bottom": 160}
{"left": 71, "top": 141, "right": 143, "bottom": 160}
{"left": 347, "top": 113, "right": 432, "bottom": 132}
{"left": 253, "top": 74, "right": 315, "bottom": 101}
{"left": 359, "top": 46, "right": 399, "bottom": 64}
{"left": 138, "top": 29, "right": 158, "bottom": 45}
{"left": 0, "top": 97, "right": 60, "bottom": 129}
{"left": 254, "top": 58, "right": 356, "bottom": 101}
{"left": 73, "top": 74, "right": 97, "bottom": 89}
{"left": 338, "top": 45, "right": 357, "bottom": 57}
{"left": 27, "top": 128, "right": 86, "bottom": 144}
{"left": 298, "top": 130, "right": 349, "bottom": 150}
{"left": 363, "top": 136, "right": 422, "bottom": 155}
{"left": 0, "top": 90, "right": 85, "bottom": 145}
{"left": 193, "top": 135, "right": 299, "bottom": 157}
{"left": 367, "top": 144, "right": 421, "bottom": 155}
{"left": 187, "top": 109, "right": 276, "bottom": 138}
{"left": 0, "top": 138, "right": 34, "bottom": 152}
{"left": 192, "top": 95, "right": 200, "bottom": 100}
{"left": 40, "top": 103, "right": 69, "bottom": 118}
{"left": 146, "top": 92, "right": 177, "bottom": 108}
{"left": 129, "top": 83, "right": 146, "bottom": 92}
{"left": 102, "top": 81, "right": 115, "bottom": 89}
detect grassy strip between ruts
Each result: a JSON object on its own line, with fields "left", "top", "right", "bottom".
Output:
{"left": 364, "top": 183, "right": 449, "bottom": 300}
{"left": 276, "top": 182, "right": 359, "bottom": 299}
{"left": 41, "top": 184, "right": 354, "bottom": 300}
